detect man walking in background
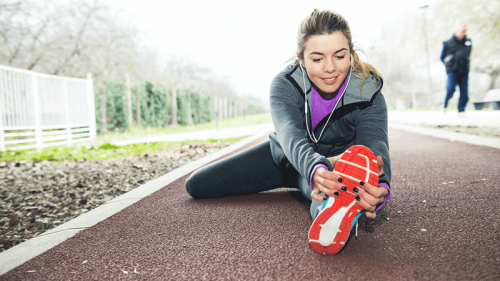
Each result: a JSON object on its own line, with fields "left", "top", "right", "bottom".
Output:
{"left": 441, "top": 25, "right": 472, "bottom": 116}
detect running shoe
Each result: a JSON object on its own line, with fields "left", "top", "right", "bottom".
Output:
{"left": 308, "top": 145, "right": 379, "bottom": 255}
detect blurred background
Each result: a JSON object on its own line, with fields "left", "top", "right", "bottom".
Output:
{"left": 1, "top": 0, "right": 499, "bottom": 134}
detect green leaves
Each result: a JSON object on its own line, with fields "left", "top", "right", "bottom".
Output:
{"left": 98, "top": 143, "right": 120, "bottom": 150}
{"left": 0, "top": 137, "right": 246, "bottom": 163}
{"left": 94, "top": 80, "right": 214, "bottom": 133}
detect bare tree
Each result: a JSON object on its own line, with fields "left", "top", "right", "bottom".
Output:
{"left": 0, "top": 0, "right": 266, "bottom": 120}
{"left": 368, "top": 0, "right": 500, "bottom": 109}
{"left": 0, "top": 0, "right": 145, "bottom": 80}
{"left": 428, "top": 0, "right": 500, "bottom": 90}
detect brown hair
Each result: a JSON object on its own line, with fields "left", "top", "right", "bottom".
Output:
{"left": 295, "top": 9, "right": 382, "bottom": 97}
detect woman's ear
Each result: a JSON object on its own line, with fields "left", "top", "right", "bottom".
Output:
{"left": 297, "top": 53, "right": 304, "bottom": 67}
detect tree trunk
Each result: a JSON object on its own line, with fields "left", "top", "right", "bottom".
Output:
{"left": 135, "top": 89, "right": 140, "bottom": 126}
{"left": 150, "top": 92, "right": 155, "bottom": 127}
{"left": 171, "top": 88, "right": 177, "bottom": 126}
{"left": 53, "top": 5, "right": 95, "bottom": 75}
{"left": 100, "top": 87, "right": 107, "bottom": 133}
{"left": 225, "top": 98, "right": 229, "bottom": 119}
{"left": 214, "top": 96, "right": 219, "bottom": 127}
{"left": 126, "top": 67, "right": 132, "bottom": 126}
{"left": 411, "top": 91, "right": 418, "bottom": 109}
{"left": 187, "top": 94, "right": 193, "bottom": 125}
{"left": 221, "top": 97, "right": 224, "bottom": 119}
{"left": 27, "top": 54, "right": 43, "bottom": 70}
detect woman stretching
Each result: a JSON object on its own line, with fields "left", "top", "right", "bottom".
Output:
{"left": 186, "top": 9, "right": 391, "bottom": 255}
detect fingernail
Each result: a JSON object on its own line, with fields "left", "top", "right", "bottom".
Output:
{"left": 334, "top": 191, "right": 339, "bottom": 196}
{"left": 337, "top": 177, "right": 342, "bottom": 183}
{"left": 323, "top": 197, "right": 328, "bottom": 201}
{"left": 341, "top": 186, "right": 347, "bottom": 191}
{"left": 360, "top": 181, "right": 365, "bottom": 186}
{"left": 353, "top": 187, "right": 359, "bottom": 193}
{"left": 355, "top": 195, "right": 361, "bottom": 201}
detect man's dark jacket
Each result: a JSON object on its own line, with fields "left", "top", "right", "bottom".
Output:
{"left": 441, "top": 34, "right": 472, "bottom": 75}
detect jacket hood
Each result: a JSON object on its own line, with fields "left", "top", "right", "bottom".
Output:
{"left": 285, "top": 64, "right": 383, "bottom": 110}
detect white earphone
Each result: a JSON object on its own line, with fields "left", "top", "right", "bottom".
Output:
{"left": 298, "top": 55, "right": 352, "bottom": 143}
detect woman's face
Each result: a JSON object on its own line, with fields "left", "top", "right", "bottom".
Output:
{"left": 300, "top": 32, "right": 351, "bottom": 99}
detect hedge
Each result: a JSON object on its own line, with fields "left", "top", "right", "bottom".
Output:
{"left": 94, "top": 80, "right": 216, "bottom": 135}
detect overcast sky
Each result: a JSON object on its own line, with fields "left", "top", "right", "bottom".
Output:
{"left": 108, "top": 0, "right": 436, "bottom": 103}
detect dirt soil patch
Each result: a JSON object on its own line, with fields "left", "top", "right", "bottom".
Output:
{"left": 0, "top": 142, "right": 232, "bottom": 252}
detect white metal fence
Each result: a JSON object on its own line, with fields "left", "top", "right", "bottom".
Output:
{"left": 0, "top": 65, "right": 96, "bottom": 151}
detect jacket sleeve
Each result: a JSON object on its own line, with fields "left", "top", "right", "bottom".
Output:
{"left": 269, "top": 74, "right": 332, "bottom": 181}
{"left": 353, "top": 91, "right": 391, "bottom": 187}
{"left": 440, "top": 42, "right": 447, "bottom": 63}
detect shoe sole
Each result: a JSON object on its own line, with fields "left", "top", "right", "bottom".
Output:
{"left": 308, "top": 145, "right": 379, "bottom": 255}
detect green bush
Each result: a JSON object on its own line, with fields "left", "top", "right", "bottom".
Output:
{"left": 192, "top": 93, "right": 211, "bottom": 124}
{"left": 94, "top": 80, "right": 129, "bottom": 135}
{"left": 176, "top": 90, "right": 212, "bottom": 125}
{"left": 135, "top": 81, "right": 171, "bottom": 128}
{"left": 94, "top": 79, "right": 255, "bottom": 133}
{"left": 248, "top": 104, "right": 265, "bottom": 115}
{"left": 176, "top": 89, "right": 190, "bottom": 126}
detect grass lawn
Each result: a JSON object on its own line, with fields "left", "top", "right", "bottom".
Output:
{"left": 0, "top": 113, "right": 272, "bottom": 163}
{"left": 0, "top": 137, "right": 247, "bottom": 163}
{"left": 97, "top": 113, "right": 272, "bottom": 143}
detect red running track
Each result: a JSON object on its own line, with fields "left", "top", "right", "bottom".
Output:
{"left": 2, "top": 128, "right": 500, "bottom": 280}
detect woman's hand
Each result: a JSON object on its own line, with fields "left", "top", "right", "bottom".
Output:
{"left": 311, "top": 154, "right": 388, "bottom": 219}
{"left": 310, "top": 167, "right": 343, "bottom": 201}
{"left": 310, "top": 153, "right": 345, "bottom": 201}
{"left": 355, "top": 177, "right": 388, "bottom": 219}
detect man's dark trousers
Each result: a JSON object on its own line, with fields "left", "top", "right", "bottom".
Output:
{"left": 444, "top": 71, "right": 469, "bottom": 112}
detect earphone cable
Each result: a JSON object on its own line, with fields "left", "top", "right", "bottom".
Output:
{"left": 299, "top": 62, "right": 352, "bottom": 144}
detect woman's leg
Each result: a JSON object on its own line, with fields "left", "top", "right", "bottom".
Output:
{"left": 296, "top": 174, "right": 322, "bottom": 219}
{"left": 185, "top": 140, "right": 299, "bottom": 199}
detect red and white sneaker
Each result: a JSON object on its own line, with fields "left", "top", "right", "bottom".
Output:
{"left": 308, "top": 145, "right": 379, "bottom": 255}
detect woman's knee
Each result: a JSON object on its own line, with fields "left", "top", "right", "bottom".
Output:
{"left": 298, "top": 175, "right": 312, "bottom": 201}
{"left": 185, "top": 170, "right": 205, "bottom": 199}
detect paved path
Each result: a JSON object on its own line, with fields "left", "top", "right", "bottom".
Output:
{"left": 108, "top": 111, "right": 500, "bottom": 149}
{"left": 388, "top": 110, "right": 500, "bottom": 150}
{"left": 2, "top": 127, "right": 500, "bottom": 280}
{"left": 388, "top": 110, "right": 500, "bottom": 127}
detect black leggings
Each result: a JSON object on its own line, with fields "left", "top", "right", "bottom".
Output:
{"left": 185, "top": 140, "right": 321, "bottom": 218}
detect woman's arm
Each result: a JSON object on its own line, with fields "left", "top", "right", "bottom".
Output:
{"left": 269, "top": 74, "right": 332, "bottom": 181}
{"left": 352, "top": 91, "right": 392, "bottom": 218}
{"left": 353, "top": 91, "right": 391, "bottom": 185}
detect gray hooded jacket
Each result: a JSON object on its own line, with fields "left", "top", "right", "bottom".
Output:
{"left": 268, "top": 64, "right": 391, "bottom": 187}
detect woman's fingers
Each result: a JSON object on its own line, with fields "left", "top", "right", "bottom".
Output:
{"left": 311, "top": 185, "right": 339, "bottom": 201}
{"left": 311, "top": 167, "right": 342, "bottom": 200}
{"left": 364, "top": 211, "right": 376, "bottom": 219}
{"left": 317, "top": 181, "right": 339, "bottom": 197}
{"left": 326, "top": 153, "right": 343, "bottom": 169}
{"left": 361, "top": 180, "right": 388, "bottom": 199}
{"left": 315, "top": 169, "right": 343, "bottom": 196}
{"left": 354, "top": 192, "right": 378, "bottom": 212}
{"left": 310, "top": 188, "right": 327, "bottom": 202}
{"left": 377, "top": 155, "right": 384, "bottom": 176}
{"left": 353, "top": 181, "right": 387, "bottom": 213}
{"left": 316, "top": 168, "right": 342, "bottom": 183}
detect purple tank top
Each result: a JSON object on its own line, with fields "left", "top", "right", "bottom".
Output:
{"left": 310, "top": 75, "right": 349, "bottom": 131}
